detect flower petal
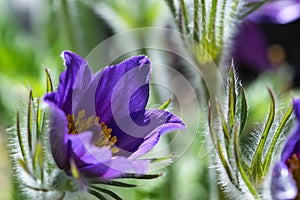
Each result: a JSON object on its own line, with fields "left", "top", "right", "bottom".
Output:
{"left": 248, "top": 0, "right": 300, "bottom": 24}
{"left": 95, "top": 55, "right": 150, "bottom": 124}
{"left": 109, "top": 109, "right": 185, "bottom": 156}
{"left": 101, "top": 157, "right": 150, "bottom": 179}
{"left": 271, "top": 162, "right": 297, "bottom": 200}
{"left": 67, "top": 131, "right": 112, "bottom": 168}
{"left": 233, "top": 21, "right": 272, "bottom": 72}
{"left": 128, "top": 110, "right": 186, "bottom": 159}
{"left": 44, "top": 51, "right": 88, "bottom": 114}
{"left": 47, "top": 103, "right": 68, "bottom": 169}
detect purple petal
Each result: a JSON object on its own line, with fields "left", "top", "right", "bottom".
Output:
{"left": 129, "top": 110, "right": 186, "bottom": 159}
{"left": 67, "top": 131, "right": 112, "bottom": 168}
{"left": 95, "top": 56, "right": 150, "bottom": 124}
{"left": 111, "top": 109, "right": 185, "bottom": 156}
{"left": 47, "top": 103, "right": 68, "bottom": 169}
{"left": 45, "top": 51, "right": 87, "bottom": 114}
{"left": 271, "top": 162, "right": 297, "bottom": 200}
{"left": 233, "top": 21, "right": 273, "bottom": 72}
{"left": 78, "top": 161, "right": 110, "bottom": 178}
{"left": 101, "top": 157, "right": 150, "bottom": 179}
{"left": 281, "top": 99, "right": 300, "bottom": 162}
{"left": 248, "top": 0, "right": 300, "bottom": 24}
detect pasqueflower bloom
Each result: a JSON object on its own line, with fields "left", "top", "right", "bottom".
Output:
{"left": 44, "top": 51, "right": 185, "bottom": 180}
{"left": 271, "top": 99, "right": 300, "bottom": 200}
{"left": 232, "top": 0, "right": 300, "bottom": 75}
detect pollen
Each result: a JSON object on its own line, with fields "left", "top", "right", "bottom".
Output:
{"left": 287, "top": 154, "right": 300, "bottom": 200}
{"left": 67, "top": 109, "right": 119, "bottom": 153}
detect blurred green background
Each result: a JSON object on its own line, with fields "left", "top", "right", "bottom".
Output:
{"left": 0, "top": 0, "right": 298, "bottom": 199}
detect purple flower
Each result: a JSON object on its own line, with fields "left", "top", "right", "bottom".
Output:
{"left": 271, "top": 99, "right": 300, "bottom": 200}
{"left": 44, "top": 51, "right": 185, "bottom": 180}
{"left": 232, "top": 0, "right": 300, "bottom": 75}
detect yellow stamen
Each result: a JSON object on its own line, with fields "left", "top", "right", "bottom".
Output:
{"left": 67, "top": 109, "right": 119, "bottom": 153}
{"left": 287, "top": 154, "right": 300, "bottom": 200}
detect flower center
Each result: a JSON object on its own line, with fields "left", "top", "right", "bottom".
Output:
{"left": 67, "top": 110, "right": 119, "bottom": 153}
{"left": 287, "top": 154, "right": 300, "bottom": 200}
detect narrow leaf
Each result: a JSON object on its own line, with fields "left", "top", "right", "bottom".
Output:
{"left": 118, "top": 173, "right": 162, "bottom": 179}
{"left": 239, "top": 0, "right": 269, "bottom": 19}
{"left": 90, "top": 186, "right": 123, "bottom": 200}
{"left": 208, "top": 103, "right": 235, "bottom": 185}
{"left": 159, "top": 98, "right": 172, "bottom": 110}
{"left": 263, "top": 103, "right": 293, "bottom": 175}
{"left": 91, "top": 181, "right": 137, "bottom": 188}
{"left": 233, "top": 123, "right": 260, "bottom": 199}
{"left": 45, "top": 68, "right": 53, "bottom": 93}
{"left": 228, "top": 66, "right": 236, "bottom": 129}
{"left": 251, "top": 88, "right": 275, "bottom": 180}
{"left": 179, "top": 0, "right": 191, "bottom": 34}
{"left": 165, "top": 0, "right": 177, "bottom": 19}
{"left": 16, "top": 111, "right": 27, "bottom": 162}
{"left": 193, "top": 0, "right": 200, "bottom": 42}
{"left": 88, "top": 189, "right": 106, "bottom": 200}
{"left": 27, "top": 90, "right": 33, "bottom": 153}
{"left": 239, "top": 84, "right": 248, "bottom": 134}
{"left": 216, "top": 101, "right": 230, "bottom": 143}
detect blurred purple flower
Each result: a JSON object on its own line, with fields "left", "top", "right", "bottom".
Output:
{"left": 44, "top": 51, "right": 185, "bottom": 180}
{"left": 232, "top": 0, "right": 300, "bottom": 75}
{"left": 271, "top": 99, "right": 300, "bottom": 200}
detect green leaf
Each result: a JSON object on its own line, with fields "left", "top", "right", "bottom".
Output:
{"left": 228, "top": 67, "right": 236, "bottom": 129}
{"left": 233, "top": 123, "right": 259, "bottom": 199}
{"left": 251, "top": 88, "right": 275, "bottom": 181}
{"left": 159, "top": 98, "right": 172, "bottom": 110}
{"left": 91, "top": 181, "right": 137, "bottom": 188}
{"left": 16, "top": 111, "right": 27, "bottom": 163}
{"left": 193, "top": 0, "right": 200, "bottom": 42}
{"left": 263, "top": 103, "right": 293, "bottom": 175}
{"left": 216, "top": 101, "right": 229, "bottom": 143}
{"left": 239, "top": 0, "right": 269, "bottom": 19}
{"left": 118, "top": 173, "right": 162, "bottom": 179}
{"left": 45, "top": 68, "right": 53, "bottom": 93}
{"left": 179, "top": 0, "right": 191, "bottom": 34}
{"left": 239, "top": 84, "right": 248, "bottom": 134}
{"left": 165, "top": 0, "right": 177, "bottom": 19}
{"left": 27, "top": 90, "right": 33, "bottom": 153}
{"left": 90, "top": 186, "right": 123, "bottom": 200}
{"left": 88, "top": 189, "right": 106, "bottom": 200}
{"left": 208, "top": 103, "right": 235, "bottom": 185}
